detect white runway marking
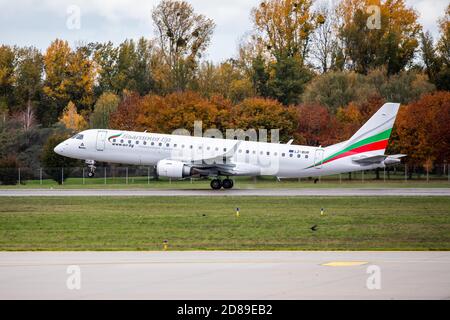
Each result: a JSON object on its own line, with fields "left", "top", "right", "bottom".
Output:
{"left": 0, "top": 188, "right": 449, "bottom": 197}
{"left": 0, "top": 251, "right": 449, "bottom": 300}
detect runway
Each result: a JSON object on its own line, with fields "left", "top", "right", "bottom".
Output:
{"left": 0, "top": 188, "right": 449, "bottom": 197}
{"left": 0, "top": 251, "right": 449, "bottom": 300}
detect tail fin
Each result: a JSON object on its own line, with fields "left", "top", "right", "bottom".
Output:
{"left": 343, "top": 102, "right": 400, "bottom": 155}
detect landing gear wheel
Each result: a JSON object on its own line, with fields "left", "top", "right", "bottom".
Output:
{"left": 85, "top": 160, "right": 96, "bottom": 178}
{"left": 210, "top": 179, "right": 222, "bottom": 190}
{"left": 222, "top": 179, "right": 234, "bottom": 189}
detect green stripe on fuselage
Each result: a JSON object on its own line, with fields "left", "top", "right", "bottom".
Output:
{"left": 322, "top": 128, "right": 393, "bottom": 163}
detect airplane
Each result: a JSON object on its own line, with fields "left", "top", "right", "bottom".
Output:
{"left": 54, "top": 102, "right": 405, "bottom": 190}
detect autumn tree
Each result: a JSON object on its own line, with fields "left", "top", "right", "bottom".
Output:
{"left": 338, "top": 0, "right": 421, "bottom": 75}
{"left": 59, "top": 101, "right": 87, "bottom": 132}
{"left": 42, "top": 40, "right": 95, "bottom": 123}
{"left": 229, "top": 97, "right": 298, "bottom": 142}
{"left": 137, "top": 91, "right": 225, "bottom": 134}
{"left": 90, "top": 92, "right": 120, "bottom": 129}
{"left": 250, "top": 0, "right": 318, "bottom": 105}
{"left": 393, "top": 91, "right": 450, "bottom": 168}
{"left": 252, "top": 0, "right": 317, "bottom": 64}
{"left": 296, "top": 103, "right": 340, "bottom": 146}
{"left": 152, "top": 0, "right": 215, "bottom": 91}
{"left": 109, "top": 92, "right": 142, "bottom": 130}
{"left": 195, "top": 60, "right": 253, "bottom": 103}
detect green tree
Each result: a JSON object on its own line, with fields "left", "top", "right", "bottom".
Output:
{"left": 90, "top": 92, "right": 120, "bottom": 128}
{"left": 302, "top": 71, "right": 375, "bottom": 112}
{"left": 0, "top": 45, "right": 15, "bottom": 111}
{"left": 0, "top": 155, "right": 20, "bottom": 185}
{"left": 266, "top": 54, "right": 312, "bottom": 105}
{"left": 13, "top": 47, "right": 43, "bottom": 113}
{"left": 252, "top": 54, "right": 270, "bottom": 97}
{"left": 41, "top": 133, "right": 79, "bottom": 184}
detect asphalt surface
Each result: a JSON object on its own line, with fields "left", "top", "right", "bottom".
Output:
{"left": 0, "top": 188, "right": 449, "bottom": 197}
{"left": 0, "top": 251, "right": 449, "bottom": 300}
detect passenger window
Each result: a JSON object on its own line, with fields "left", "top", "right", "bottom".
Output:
{"left": 274, "top": 152, "right": 278, "bottom": 156}
{"left": 136, "top": 141, "right": 139, "bottom": 145}
{"left": 224, "top": 148, "right": 227, "bottom": 152}
{"left": 282, "top": 153, "right": 285, "bottom": 157}
{"left": 166, "top": 143, "right": 170, "bottom": 147}
{"left": 239, "top": 149, "right": 242, "bottom": 153}
{"left": 305, "top": 155, "right": 309, "bottom": 159}
{"left": 159, "top": 143, "right": 162, "bottom": 147}
{"left": 246, "top": 150, "right": 249, "bottom": 154}
{"left": 151, "top": 142, "right": 154, "bottom": 146}
{"left": 266, "top": 152, "right": 270, "bottom": 156}
{"left": 120, "top": 140, "right": 124, "bottom": 143}
{"left": 174, "top": 144, "right": 177, "bottom": 148}
{"left": 290, "top": 154, "right": 293, "bottom": 157}
{"left": 113, "top": 139, "right": 116, "bottom": 143}
{"left": 143, "top": 141, "right": 147, "bottom": 145}
{"left": 297, "top": 154, "right": 301, "bottom": 158}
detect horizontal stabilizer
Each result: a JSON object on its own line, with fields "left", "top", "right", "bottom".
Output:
{"left": 352, "top": 154, "right": 406, "bottom": 165}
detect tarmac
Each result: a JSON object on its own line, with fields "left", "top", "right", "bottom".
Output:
{"left": 0, "top": 251, "right": 449, "bottom": 300}
{"left": 0, "top": 188, "right": 449, "bottom": 197}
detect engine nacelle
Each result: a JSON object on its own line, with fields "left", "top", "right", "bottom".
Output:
{"left": 156, "top": 160, "right": 193, "bottom": 179}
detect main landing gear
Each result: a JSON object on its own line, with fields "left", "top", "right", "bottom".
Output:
{"left": 85, "top": 160, "right": 96, "bottom": 178}
{"left": 210, "top": 178, "right": 234, "bottom": 190}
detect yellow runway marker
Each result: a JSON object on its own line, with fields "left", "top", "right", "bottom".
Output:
{"left": 322, "top": 261, "right": 368, "bottom": 267}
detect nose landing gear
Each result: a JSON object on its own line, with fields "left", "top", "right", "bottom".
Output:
{"left": 85, "top": 160, "right": 96, "bottom": 178}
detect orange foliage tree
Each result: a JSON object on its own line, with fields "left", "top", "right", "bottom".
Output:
{"left": 392, "top": 91, "right": 450, "bottom": 167}
{"left": 228, "top": 97, "right": 298, "bottom": 143}
{"left": 136, "top": 91, "right": 229, "bottom": 134}
{"left": 296, "top": 103, "right": 340, "bottom": 146}
{"left": 109, "top": 92, "right": 142, "bottom": 131}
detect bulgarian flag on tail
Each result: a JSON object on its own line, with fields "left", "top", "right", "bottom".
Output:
{"left": 308, "top": 103, "right": 400, "bottom": 168}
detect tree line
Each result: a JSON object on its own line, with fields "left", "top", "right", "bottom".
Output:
{"left": 0, "top": 0, "right": 449, "bottom": 183}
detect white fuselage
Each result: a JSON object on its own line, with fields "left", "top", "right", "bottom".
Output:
{"left": 55, "top": 129, "right": 384, "bottom": 178}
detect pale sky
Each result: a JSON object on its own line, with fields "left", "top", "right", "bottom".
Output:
{"left": 0, "top": 0, "right": 447, "bottom": 62}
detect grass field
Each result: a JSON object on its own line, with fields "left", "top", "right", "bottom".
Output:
{"left": 0, "top": 196, "right": 449, "bottom": 251}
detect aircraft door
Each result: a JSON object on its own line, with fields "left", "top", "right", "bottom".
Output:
{"left": 314, "top": 149, "right": 324, "bottom": 169}
{"left": 96, "top": 130, "right": 107, "bottom": 151}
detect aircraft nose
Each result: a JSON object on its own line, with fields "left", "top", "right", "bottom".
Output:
{"left": 54, "top": 143, "right": 65, "bottom": 155}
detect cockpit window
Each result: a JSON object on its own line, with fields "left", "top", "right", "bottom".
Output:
{"left": 71, "top": 134, "right": 84, "bottom": 140}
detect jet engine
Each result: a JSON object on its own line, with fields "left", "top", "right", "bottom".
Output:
{"left": 156, "top": 160, "right": 193, "bottom": 178}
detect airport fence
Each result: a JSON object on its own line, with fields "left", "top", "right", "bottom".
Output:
{"left": 1, "top": 163, "right": 450, "bottom": 186}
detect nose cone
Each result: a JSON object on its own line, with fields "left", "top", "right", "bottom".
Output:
{"left": 54, "top": 143, "right": 65, "bottom": 155}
